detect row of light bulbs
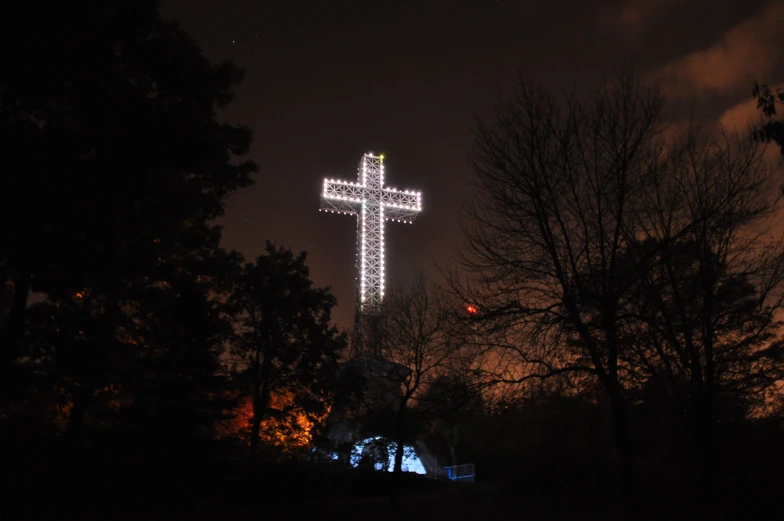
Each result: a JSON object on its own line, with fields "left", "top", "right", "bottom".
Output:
{"left": 359, "top": 204, "right": 386, "bottom": 306}
{"left": 380, "top": 205, "right": 385, "bottom": 298}
{"left": 324, "top": 180, "right": 422, "bottom": 199}
{"left": 385, "top": 187, "right": 422, "bottom": 197}
{"left": 323, "top": 191, "right": 421, "bottom": 211}
{"left": 318, "top": 209, "right": 357, "bottom": 216}
{"left": 324, "top": 191, "right": 422, "bottom": 212}
{"left": 323, "top": 178, "right": 362, "bottom": 187}
{"left": 385, "top": 202, "right": 422, "bottom": 210}
{"left": 323, "top": 193, "right": 363, "bottom": 203}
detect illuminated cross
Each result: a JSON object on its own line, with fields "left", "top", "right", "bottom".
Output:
{"left": 320, "top": 153, "right": 422, "bottom": 315}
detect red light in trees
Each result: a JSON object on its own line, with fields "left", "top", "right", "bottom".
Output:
{"left": 466, "top": 304, "right": 478, "bottom": 315}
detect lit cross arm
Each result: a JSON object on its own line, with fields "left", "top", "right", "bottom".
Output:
{"left": 320, "top": 178, "right": 365, "bottom": 216}
{"left": 382, "top": 188, "right": 422, "bottom": 223}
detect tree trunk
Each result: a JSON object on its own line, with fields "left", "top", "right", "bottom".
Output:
{"left": 250, "top": 348, "right": 272, "bottom": 458}
{"left": 687, "top": 359, "right": 715, "bottom": 502}
{"left": 602, "top": 313, "right": 637, "bottom": 508}
{"left": 249, "top": 390, "right": 263, "bottom": 457}
{"left": 695, "top": 398, "right": 715, "bottom": 502}
{"left": 694, "top": 337, "right": 715, "bottom": 503}
{"left": 249, "top": 337, "right": 263, "bottom": 457}
{"left": 697, "top": 267, "right": 717, "bottom": 503}
{"left": 608, "top": 386, "right": 637, "bottom": 508}
{"left": 65, "top": 385, "right": 89, "bottom": 446}
{"left": 1, "top": 269, "right": 30, "bottom": 379}
{"left": 445, "top": 425, "right": 459, "bottom": 467}
{"left": 389, "top": 400, "right": 408, "bottom": 508}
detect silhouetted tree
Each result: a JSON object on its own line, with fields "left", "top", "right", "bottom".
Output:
{"left": 0, "top": 0, "right": 257, "bottom": 392}
{"left": 622, "top": 125, "right": 784, "bottom": 499}
{"left": 313, "top": 357, "right": 368, "bottom": 462}
{"left": 227, "top": 242, "right": 345, "bottom": 458}
{"left": 119, "top": 247, "right": 244, "bottom": 453}
{"left": 752, "top": 81, "right": 784, "bottom": 156}
{"left": 20, "top": 236, "right": 245, "bottom": 450}
{"left": 370, "top": 275, "right": 451, "bottom": 506}
{"left": 455, "top": 71, "right": 666, "bottom": 504}
{"left": 417, "top": 373, "right": 483, "bottom": 467}
{"left": 23, "top": 292, "right": 122, "bottom": 444}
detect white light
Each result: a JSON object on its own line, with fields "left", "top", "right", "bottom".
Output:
{"left": 320, "top": 152, "right": 422, "bottom": 314}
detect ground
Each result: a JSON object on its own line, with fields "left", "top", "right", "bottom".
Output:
{"left": 5, "top": 455, "right": 772, "bottom": 520}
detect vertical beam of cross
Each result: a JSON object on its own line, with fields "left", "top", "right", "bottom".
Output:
{"left": 320, "top": 153, "right": 422, "bottom": 315}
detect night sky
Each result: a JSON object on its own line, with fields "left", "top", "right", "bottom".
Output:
{"left": 159, "top": 0, "right": 783, "bottom": 329}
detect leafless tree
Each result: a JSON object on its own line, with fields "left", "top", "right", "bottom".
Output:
{"left": 624, "top": 125, "right": 784, "bottom": 498}
{"left": 364, "top": 274, "right": 451, "bottom": 506}
{"left": 453, "top": 71, "right": 667, "bottom": 502}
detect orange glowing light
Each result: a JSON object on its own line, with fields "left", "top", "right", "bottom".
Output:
{"left": 466, "top": 304, "right": 478, "bottom": 315}
{"left": 217, "top": 389, "right": 331, "bottom": 457}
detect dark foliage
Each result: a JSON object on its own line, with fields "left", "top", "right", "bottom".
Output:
{"left": 0, "top": 0, "right": 257, "bottom": 383}
{"left": 227, "top": 242, "right": 346, "bottom": 457}
{"left": 752, "top": 81, "right": 784, "bottom": 156}
{"left": 0, "top": 0, "right": 256, "bottom": 453}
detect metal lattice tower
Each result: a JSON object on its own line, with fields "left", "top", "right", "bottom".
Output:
{"left": 320, "top": 153, "right": 422, "bottom": 315}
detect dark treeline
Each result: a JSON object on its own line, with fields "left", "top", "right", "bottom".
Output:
{"left": 2, "top": 1, "right": 784, "bottom": 520}
{"left": 0, "top": 0, "right": 348, "bottom": 507}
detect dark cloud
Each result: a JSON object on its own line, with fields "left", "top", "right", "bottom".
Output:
{"left": 652, "top": 1, "right": 784, "bottom": 99}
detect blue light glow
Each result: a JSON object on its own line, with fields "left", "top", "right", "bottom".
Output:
{"left": 349, "top": 436, "right": 427, "bottom": 475}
